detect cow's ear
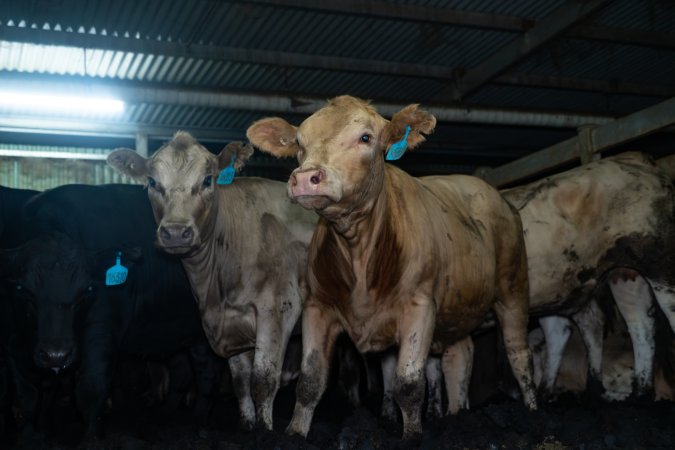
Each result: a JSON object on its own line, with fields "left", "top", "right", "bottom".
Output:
{"left": 246, "top": 117, "right": 300, "bottom": 158}
{"left": 218, "top": 142, "right": 254, "bottom": 171}
{"left": 107, "top": 149, "right": 149, "bottom": 182}
{"left": 381, "top": 104, "right": 436, "bottom": 155}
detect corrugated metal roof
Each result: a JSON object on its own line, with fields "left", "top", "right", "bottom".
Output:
{"left": 1, "top": 0, "right": 675, "bottom": 184}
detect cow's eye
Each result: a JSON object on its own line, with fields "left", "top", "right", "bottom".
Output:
{"left": 203, "top": 175, "right": 213, "bottom": 188}
{"left": 147, "top": 177, "right": 157, "bottom": 188}
{"left": 360, "top": 134, "right": 371, "bottom": 143}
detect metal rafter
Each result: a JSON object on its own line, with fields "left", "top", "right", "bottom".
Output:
{"left": 238, "top": 0, "right": 675, "bottom": 49}
{"left": 483, "top": 96, "right": 675, "bottom": 186}
{"left": 2, "top": 25, "right": 674, "bottom": 99}
{"left": 0, "top": 73, "right": 617, "bottom": 129}
{"left": 449, "top": 0, "right": 614, "bottom": 101}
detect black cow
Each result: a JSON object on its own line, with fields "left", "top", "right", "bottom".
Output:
{"left": 0, "top": 186, "right": 39, "bottom": 440}
{"left": 1, "top": 184, "right": 219, "bottom": 442}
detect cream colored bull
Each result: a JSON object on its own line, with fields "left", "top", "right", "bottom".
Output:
{"left": 247, "top": 95, "right": 537, "bottom": 439}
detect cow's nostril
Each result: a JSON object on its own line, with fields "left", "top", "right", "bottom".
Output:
{"left": 160, "top": 226, "right": 171, "bottom": 241}
{"left": 310, "top": 173, "right": 321, "bottom": 185}
{"left": 182, "top": 227, "right": 194, "bottom": 240}
{"left": 290, "top": 173, "right": 298, "bottom": 186}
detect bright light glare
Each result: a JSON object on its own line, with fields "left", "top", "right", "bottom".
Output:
{"left": 0, "top": 91, "right": 124, "bottom": 114}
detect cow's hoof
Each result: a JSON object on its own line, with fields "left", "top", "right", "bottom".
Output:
{"left": 239, "top": 417, "right": 256, "bottom": 432}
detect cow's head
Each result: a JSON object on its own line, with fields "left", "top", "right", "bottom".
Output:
{"left": 247, "top": 95, "right": 435, "bottom": 215}
{"left": 0, "top": 233, "right": 95, "bottom": 371}
{"left": 107, "top": 132, "right": 254, "bottom": 254}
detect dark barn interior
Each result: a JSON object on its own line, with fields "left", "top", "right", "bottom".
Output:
{"left": 2, "top": 1, "right": 675, "bottom": 449}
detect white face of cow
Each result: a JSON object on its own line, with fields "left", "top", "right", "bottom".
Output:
{"left": 107, "top": 132, "right": 253, "bottom": 255}
{"left": 247, "top": 96, "right": 436, "bottom": 217}
{"left": 290, "top": 104, "right": 388, "bottom": 211}
{"left": 145, "top": 144, "right": 217, "bottom": 254}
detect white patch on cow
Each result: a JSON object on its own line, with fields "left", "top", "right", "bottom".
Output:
{"left": 648, "top": 279, "right": 675, "bottom": 332}
{"left": 611, "top": 276, "right": 655, "bottom": 395}
{"left": 538, "top": 315, "right": 572, "bottom": 395}
{"left": 442, "top": 337, "right": 473, "bottom": 415}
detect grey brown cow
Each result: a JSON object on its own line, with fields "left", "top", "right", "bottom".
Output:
{"left": 247, "top": 95, "right": 537, "bottom": 438}
{"left": 107, "top": 133, "right": 317, "bottom": 431}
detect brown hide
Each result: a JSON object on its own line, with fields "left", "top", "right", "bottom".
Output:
{"left": 248, "top": 95, "right": 536, "bottom": 437}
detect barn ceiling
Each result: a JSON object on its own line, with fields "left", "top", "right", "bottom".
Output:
{"left": 1, "top": 0, "right": 675, "bottom": 180}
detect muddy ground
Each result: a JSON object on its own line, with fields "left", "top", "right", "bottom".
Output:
{"left": 4, "top": 330, "right": 675, "bottom": 450}
{"left": 5, "top": 378, "right": 675, "bottom": 450}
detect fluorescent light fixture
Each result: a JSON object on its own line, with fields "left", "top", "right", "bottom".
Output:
{"left": 0, "top": 90, "right": 124, "bottom": 114}
{"left": 0, "top": 149, "right": 109, "bottom": 160}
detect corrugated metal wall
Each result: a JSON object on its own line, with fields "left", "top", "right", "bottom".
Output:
{"left": 0, "top": 143, "right": 138, "bottom": 189}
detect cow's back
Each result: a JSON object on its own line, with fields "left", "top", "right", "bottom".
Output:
{"left": 25, "top": 184, "right": 204, "bottom": 355}
{"left": 504, "top": 152, "right": 675, "bottom": 313}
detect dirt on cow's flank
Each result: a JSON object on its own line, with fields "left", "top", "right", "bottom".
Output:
{"left": 14, "top": 385, "right": 675, "bottom": 450}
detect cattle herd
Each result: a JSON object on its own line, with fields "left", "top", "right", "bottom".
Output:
{"left": 1, "top": 95, "right": 674, "bottom": 448}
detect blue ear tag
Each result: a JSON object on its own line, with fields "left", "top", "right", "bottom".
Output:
{"left": 105, "top": 251, "right": 128, "bottom": 286}
{"left": 385, "top": 125, "right": 412, "bottom": 161}
{"left": 217, "top": 154, "right": 236, "bottom": 185}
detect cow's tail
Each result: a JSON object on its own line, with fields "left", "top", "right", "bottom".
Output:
{"left": 655, "top": 154, "right": 675, "bottom": 181}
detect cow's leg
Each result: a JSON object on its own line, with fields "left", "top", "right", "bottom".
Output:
{"left": 495, "top": 235, "right": 537, "bottom": 411}
{"left": 286, "top": 303, "right": 342, "bottom": 437}
{"left": 252, "top": 311, "right": 291, "bottom": 431}
{"left": 648, "top": 279, "right": 675, "bottom": 332}
{"left": 380, "top": 349, "right": 398, "bottom": 422}
{"left": 610, "top": 276, "right": 655, "bottom": 397}
{"left": 494, "top": 301, "right": 537, "bottom": 411}
{"left": 189, "top": 342, "right": 221, "bottom": 426}
{"left": 425, "top": 355, "right": 443, "bottom": 419}
{"left": 394, "top": 298, "right": 435, "bottom": 439}
{"left": 572, "top": 300, "right": 605, "bottom": 394}
{"left": 538, "top": 315, "right": 572, "bottom": 398}
{"left": 442, "top": 336, "right": 474, "bottom": 415}
{"left": 228, "top": 351, "right": 255, "bottom": 431}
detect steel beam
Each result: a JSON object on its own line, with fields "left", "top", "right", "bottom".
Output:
{"left": 0, "top": 26, "right": 454, "bottom": 79}
{"left": 0, "top": 115, "right": 245, "bottom": 142}
{"left": 451, "top": 0, "right": 613, "bottom": 100}
{"left": 236, "top": 0, "right": 675, "bottom": 49}
{"left": 2, "top": 26, "right": 674, "bottom": 100}
{"left": 483, "top": 96, "right": 675, "bottom": 186}
{"left": 0, "top": 74, "right": 617, "bottom": 128}
{"left": 243, "top": 0, "right": 530, "bottom": 31}
{"left": 494, "top": 73, "right": 675, "bottom": 98}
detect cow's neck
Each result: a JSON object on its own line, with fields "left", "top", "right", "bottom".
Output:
{"left": 179, "top": 191, "right": 243, "bottom": 305}
{"left": 322, "top": 162, "right": 388, "bottom": 249}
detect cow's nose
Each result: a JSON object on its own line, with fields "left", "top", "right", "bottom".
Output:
{"left": 293, "top": 169, "right": 325, "bottom": 187}
{"left": 36, "top": 346, "right": 74, "bottom": 369}
{"left": 159, "top": 224, "right": 195, "bottom": 247}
